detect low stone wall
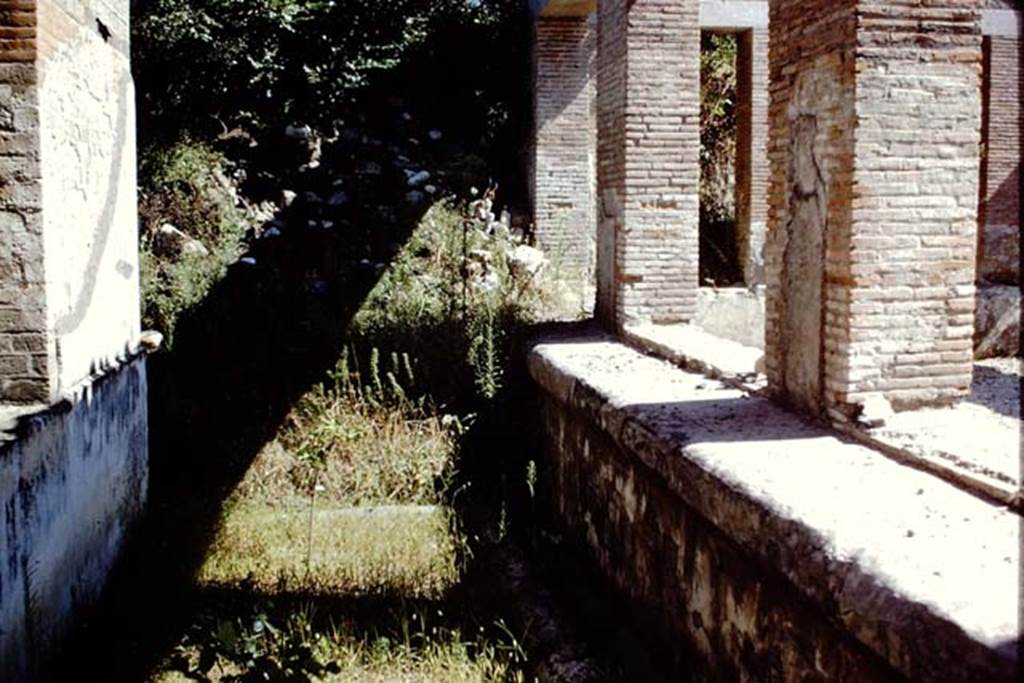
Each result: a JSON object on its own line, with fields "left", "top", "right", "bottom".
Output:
{"left": 694, "top": 286, "right": 766, "bottom": 349}
{"left": 693, "top": 284, "right": 1018, "bottom": 359}
{"left": 0, "top": 356, "right": 148, "bottom": 680}
{"left": 529, "top": 332, "right": 1019, "bottom": 681}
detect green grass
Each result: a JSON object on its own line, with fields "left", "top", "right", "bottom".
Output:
{"left": 198, "top": 503, "right": 460, "bottom": 597}
{"left": 238, "top": 391, "right": 456, "bottom": 508}
{"left": 143, "top": 195, "right": 577, "bottom": 682}
{"left": 153, "top": 603, "right": 526, "bottom": 682}
{"left": 152, "top": 488, "right": 528, "bottom": 681}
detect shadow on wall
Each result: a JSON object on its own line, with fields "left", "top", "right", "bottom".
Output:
{"left": 532, "top": 15, "right": 598, "bottom": 142}
{"left": 978, "top": 22, "right": 1023, "bottom": 285}
{"left": 979, "top": 166, "right": 1023, "bottom": 282}
{"left": 966, "top": 363, "right": 1021, "bottom": 420}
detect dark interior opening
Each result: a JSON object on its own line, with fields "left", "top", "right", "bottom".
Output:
{"left": 699, "top": 31, "right": 742, "bottom": 287}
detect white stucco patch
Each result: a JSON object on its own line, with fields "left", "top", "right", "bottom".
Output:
{"left": 38, "top": 25, "right": 140, "bottom": 395}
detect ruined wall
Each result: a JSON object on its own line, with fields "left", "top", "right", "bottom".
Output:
{"left": 596, "top": 0, "right": 701, "bottom": 328}
{"left": 0, "top": 0, "right": 139, "bottom": 404}
{"left": 536, "top": 390, "right": 898, "bottom": 680}
{"left": 528, "top": 337, "right": 1018, "bottom": 682}
{"left": 838, "top": 1, "right": 983, "bottom": 410}
{"left": 978, "top": 31, "right": 1021, "bottom": 284}
{"left": 532, "top": 16, "right": 597, "bottom": 273}
{"left": 735, "top": 28, "right": 769, "bottom": 286}
{"left": 0, "top": 356, "right": 148, "bottom": 681}
{"left": 767, "top": 0, "right": 984, "bottom": 414}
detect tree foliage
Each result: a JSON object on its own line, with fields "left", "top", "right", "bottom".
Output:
{"left": 132, "top": 0, "right": 525, "bottom": 142}
{"left": 699, "top": 32, "right": 737, "bottom": 224}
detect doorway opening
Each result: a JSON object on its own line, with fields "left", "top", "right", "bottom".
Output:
{"left": 699, "top": 31, "right": 742, "bottom": 287}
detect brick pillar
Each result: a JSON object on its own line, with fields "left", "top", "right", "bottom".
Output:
{"left": 0, "top": 1, "right": 139, "bottom": 404}
{"left": 532, "top": 15, "right": 597, "bottom": 274}
{"left": 735, "top": 28, "right": 769, "bottom": 286}
{"left": 0, "top": 3, "right": 50, "bottom": 403}
{"left": 978, "top": 33, "right": 1021, "bottom": 285}
{"left": 766, "top": 0, "right": 983, "bottom": 418}
{"left": 596, "top": 0, "right": 701, "bottom": 328}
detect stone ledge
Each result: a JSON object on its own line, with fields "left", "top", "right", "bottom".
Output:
{"left": 528, "top": 332, "right": 1019, "bottom": 681}
{"left": 623, "top": 322, "right": 765, "bottom": 392}
{"left": 695, "top": 286, "right": 766, "bottom": 349}
{"left": 624, "top": 322, "right": 1022, "bottom": 511}
{"left": 0, "top": 338, "right": 155, "bottom": 445}
{"left": 700, "top": 0, "right": 769, "bottom": 30}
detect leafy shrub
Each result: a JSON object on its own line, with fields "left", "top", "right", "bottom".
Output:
{"left": 347, "top": 200, "right": 550, "bottom": 410}
{"left": 700, "top": 32, "right": 737, "bottom": 223}
{"left": 139, "top": 140, "right": 251, "bottom": 342}
{"left": 699, "top": 32, "right": 742, "bottom": 285}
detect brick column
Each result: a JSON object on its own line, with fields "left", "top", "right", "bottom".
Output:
{"left": 596, "top": 0, "right": 701, "bottom": 328}
{"left": 532, "top": 15, "right": 597, "bottom": 274}
{"left": 978, "top": 33, "right": 1021, "bottom": 284}
{"left": 0, "top": 1, "right": 139, "bottom": 404}
{"left": 0, "top": 3, "right": 50, "bottom": 403}
{"left": 735, "top": 28, "right": 769, "bottom": 286}
{"left": 766, "top": 0, "right": 983, "bottom": 418}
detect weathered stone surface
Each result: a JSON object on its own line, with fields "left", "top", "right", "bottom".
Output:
{"left": 975, "top": 284, "right": 1021, "bottom": 358}
{"left": 854, "top": 355, "right": 1021, "bottom": 502}
{"left": 1, "top": 357, "right": 148, "bottom": 681}
{"left": 529, "top": 334, "right": 1020, "bottom": 682}
{"left": 623, "top": 322, "right": 762, "bottom": 390}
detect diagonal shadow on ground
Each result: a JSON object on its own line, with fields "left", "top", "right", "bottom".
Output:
{"left": 49, "top": 136, "right": 434, "bottom": 681}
